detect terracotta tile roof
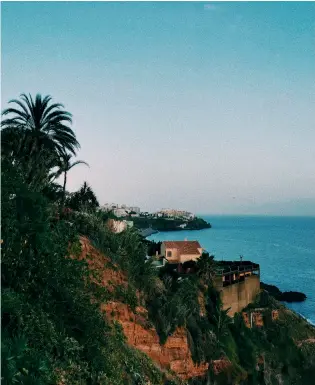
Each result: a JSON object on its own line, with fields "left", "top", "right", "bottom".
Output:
{"left": 163, "top": 241, "right": 202, "bottom": 255}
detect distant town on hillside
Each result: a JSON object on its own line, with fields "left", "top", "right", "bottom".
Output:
{"left": 101, "top": 203, "right": 195, "bottom": 220}
{"left": 101, "top": 203, "right": 211, "bottom": 235}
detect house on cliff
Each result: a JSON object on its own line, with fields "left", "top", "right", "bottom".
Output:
{"left": 160, "top": 240, "right": 203, "bottom": 264}
{"left": 157, "top": 240, "right": 261, "bottom": 317}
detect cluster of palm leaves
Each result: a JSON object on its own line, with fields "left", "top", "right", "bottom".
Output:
{"left": 1, "top": 93, "right": 89, "bottom": 208}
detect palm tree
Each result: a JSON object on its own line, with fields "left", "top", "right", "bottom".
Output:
{"left": 213, "top": 307, "right": 232, "bottom": 340}
{"left": 53, "top": 153, "right": 89, "bottom": 208}
{"left": 196, "top": 252, "right": 216, "bottom": 284}
{"left": 1, "top": 93, "right": 79, "bottom": 159}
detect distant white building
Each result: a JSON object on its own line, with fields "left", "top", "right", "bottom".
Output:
{"left": 101, "top": 203, "right": 118, "bottom": 212}
{"left": 156, "top": 208, "right": 195, "bottom": 219}
{"left": 101, "top": 203, "right": 140, "bottom": 216}
{"left": 113, "top": 208, "right": 129, "bottom": 217}
{"left": 129, "top": 206, "right": 141, "bottom": 214}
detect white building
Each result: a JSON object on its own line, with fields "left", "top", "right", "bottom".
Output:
{"left": 129, "top": 206, "right": 141, "bottom": 214}
{"left": 113, "top": 208, "right": 129, "bottom": 218}
{"left": 101, "top": 203, "right": 118, "bottom": 212}
{"left": 156, "top": 209, "right": 195, "bottom": 219}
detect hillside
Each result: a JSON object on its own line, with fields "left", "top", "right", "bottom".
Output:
{"left": 1, "top": 93, "right": 314, "bottom": 385}
{"left": 131, "top": 216, "right": 211, "bottom": 232}
{"left": 2, "top": 157, "right": 315, "bottom": 385}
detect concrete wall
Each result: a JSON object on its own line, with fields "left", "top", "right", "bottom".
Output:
{"left": 216, "top": 275, "right": 260, "bottom": 317}
{"left": 179, "top": 254, "right": 201, "bottom": 263}
{"left": 161, "top": 244, "right": 179, "bottom": 262}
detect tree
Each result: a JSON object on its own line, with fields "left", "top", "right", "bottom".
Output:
{"left": 53, "top": 153, "right": 89, "bottom": 208}
{"left": 196, "top": 252, "right": 216, "bottom": 284}
{"left": 1, "top": 93, "right": 79, "bottom": 160}
{"left": 67, "top": 181, "right": 99, "bottom": 212}
{"left": 212, "top": 307, "right": 232, "bottom": 342}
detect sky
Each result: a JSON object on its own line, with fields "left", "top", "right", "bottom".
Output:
{"left": 2, "top": 1, "right": 315, "bottom": 215}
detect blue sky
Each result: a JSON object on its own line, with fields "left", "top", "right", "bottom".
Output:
{"left": 2, "top": 1, "right": 315, "bottom": 215}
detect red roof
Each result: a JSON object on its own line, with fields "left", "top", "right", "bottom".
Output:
{"left": 163, "top": 241, "right": 202, "bottom": 255}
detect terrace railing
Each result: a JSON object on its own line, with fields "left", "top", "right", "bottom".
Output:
{"left": 215, "top": 264, "right": 260, "bottom": 277}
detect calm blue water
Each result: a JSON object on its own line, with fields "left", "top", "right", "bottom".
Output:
{"left": 149, "top": 216, "right": 315, "bottom": 325}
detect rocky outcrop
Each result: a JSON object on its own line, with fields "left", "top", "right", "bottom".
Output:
{"left": 74, "top": 236, "right": 127, "bottom": 292}
{"left": 260, "top": 282, "right": 306, "bottom": 302}
{"left": 103, "top": 301, "right": 208, "bottom": 380}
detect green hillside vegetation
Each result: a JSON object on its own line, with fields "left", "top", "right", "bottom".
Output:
{"left": 2, "top": 93, "right": 314, "bottom": 385}
{"left": 131, "top": 216, "right": 211, "bottom": 231}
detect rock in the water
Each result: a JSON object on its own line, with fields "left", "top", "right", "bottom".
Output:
{"left": 280, "top": 291, "right": 307, "bottom": 302}
{"left": 261, "top": 282, "right": 306, "bottom": 302}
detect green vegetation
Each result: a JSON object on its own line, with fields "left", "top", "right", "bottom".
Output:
{"left": 144, "top": 240, "right": 162, "bottom": 256}
{"left": 66, "top": 181, "right": 100, "bottom": 212}
{"left": 1, "top": 94, "right": 162, "bottom": 385}
{"left": 52, "top": 153, "right": 89, "bottom": 209}
{"left": 132, "top": 216, "right": 211, "bottom": 232}
{"left": 2, "top": 93, "right": 314, "bottom": 385}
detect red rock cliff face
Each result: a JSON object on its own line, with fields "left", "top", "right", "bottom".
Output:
{"left": 103, "top": 301, "right": 208, "bottom": 380}
{"left": 77, "top": 237, "right": 209, "bottom": 381}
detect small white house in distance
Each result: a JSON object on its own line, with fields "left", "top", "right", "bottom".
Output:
{"left": 101, "top": 203, "right": 118, "bottom": 212}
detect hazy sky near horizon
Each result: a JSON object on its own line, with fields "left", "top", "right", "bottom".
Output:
{"left": 2, "top": 1, "right": 315, "bottom": 215}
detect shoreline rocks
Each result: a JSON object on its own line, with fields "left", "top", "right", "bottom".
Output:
{"left": 261, "top": 282, "right": 307, "bottom": 302}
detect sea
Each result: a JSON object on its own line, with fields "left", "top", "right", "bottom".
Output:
{"left": 148, "top": 215, "right": 315, "bottom": 325}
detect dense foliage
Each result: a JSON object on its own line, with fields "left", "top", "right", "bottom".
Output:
{"left": 66, "top": 181, "right": 99, "bottom": 212}
{"left": 1, "top": 158, "right": 163, "bottom": 385}
{"left": 131, "top": 217, "right": 211, "bottom": 231}
{"left": 1, "top": 94, "right": 163, "bottom": 384}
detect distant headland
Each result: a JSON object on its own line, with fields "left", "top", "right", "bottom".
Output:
{"left": 100, "top": 204, "right": 211, "bottom": 235}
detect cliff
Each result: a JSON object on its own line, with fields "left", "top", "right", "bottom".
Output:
{"left": 75, "top": 236, "right": 315, "bottom": 385}
{"left": 77, "top": 236, "right": 209, "bottom": 381}
{"left": 104, "top": 302, "right": 208, "bottom": 380}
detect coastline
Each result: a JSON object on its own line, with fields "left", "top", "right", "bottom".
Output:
{"left": 147, "top": 216, "right": 315, "bottom": 325}
{"left": 139, "top": 228, "right": 159, "bottom": 237}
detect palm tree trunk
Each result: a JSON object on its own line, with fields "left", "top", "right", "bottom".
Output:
{"left": 61, "top": 170, "right": 67, "bottom": 211}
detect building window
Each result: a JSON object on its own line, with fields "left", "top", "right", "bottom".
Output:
{"left": 167, "top": 251, "right": 172, "bottom": 258}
